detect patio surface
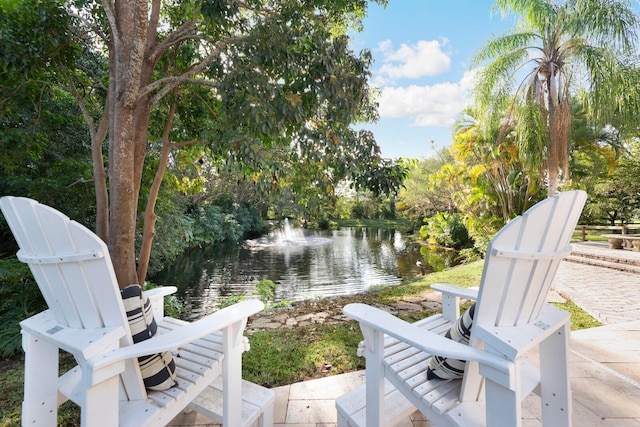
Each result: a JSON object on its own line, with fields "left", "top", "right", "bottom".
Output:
{"left": 169, "top": 241, "right": 640, "bottom": 426}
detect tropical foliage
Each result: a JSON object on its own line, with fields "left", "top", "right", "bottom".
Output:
{"left": 472, "top": 0, "right": 640, "bottom": 196}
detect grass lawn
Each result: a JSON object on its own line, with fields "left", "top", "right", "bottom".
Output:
{"left": 335, "top": 218, "right": 412, "bottom": 229}
{"left": 0, "top": 261, "right": 601, "bottom": 426}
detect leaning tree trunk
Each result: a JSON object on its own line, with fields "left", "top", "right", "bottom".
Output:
{"left": 68, "top": 78, "right": 110, "bottom": 242}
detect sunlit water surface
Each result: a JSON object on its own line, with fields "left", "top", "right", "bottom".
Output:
{"left": 153, "top": 224, "right": 459, "bottom": 319}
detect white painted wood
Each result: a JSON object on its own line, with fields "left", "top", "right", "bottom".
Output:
{"left": 539, "top": 321, "right": 572, "bottom": 426}
{"left": 336, "top": 379, "right": 416, "bottom": 427}
{"left": 430, "top": 283, "right": 479, "bottom": 322}
{"left": 21, "top": 333, "right": 59, "bottom": 426}
{"left": 189, "top": 378, "right": 275, "bottom": 427}
{"left": 0, "top": 196, "right": 271, "bottom": 427}
{"left": 146, "top": 286, "right": 178, "bottom": 319}
{"left": 336, "top": 190, "right": 587, "bottom": 427}
{"left": 361, "top": 324, "right": 386, "bottom": 427}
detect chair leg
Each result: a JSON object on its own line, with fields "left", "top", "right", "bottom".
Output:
{"left": 222, "top": 322, "right": 245, "bottom": 427}
{"left": 258, "top": 402, "right": 273, "bottom": 427}
{"left": 539, "top": 322, "right": 572, "bottom": 427}
{"left": 82, "top": 375, "right": 120, "bottom": 426}
{"left": 361, "top": 324, "right": 385, "bottom": 427}
{"left": 485, "top": 379, "right": 522, "bottom": 427}
{"left": 22, "top": 333, "right": 59, "bottom": 426}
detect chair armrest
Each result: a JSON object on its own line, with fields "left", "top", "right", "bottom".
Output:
{"left": 344, "top": 303, "right": 512, "bottom": 374}
{"left": 430, "top": 283, "right": 479, "bottom": 322}
{"left": 20, "top": 310, "right": 127, "bottom": 361}
{"left": 144, "top": 286, "right": 178, "bottom": 319}
{"left": 90, "top": 299, "right": 264, "bottom": 370}
{"left": 430, "top": 283, "right": 479, "bottom": 300}
{"left": 144, "top": 286, "right": 177, "bottom": 299}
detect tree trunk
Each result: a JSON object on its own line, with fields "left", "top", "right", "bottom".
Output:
{"left": 105, "top": 0, "right": 154, "bottom": 287}
{"left": 109, "top": 103, "right": 140, "bottom": 287}
{"left": 546, "top": 76, "right": 558, "bottom": 197}
{"left": 68, "top": 76, "right": 110, "bottom": 241}
{"left": 92, "top": 106, "right": 110, "bottom": 242}
{"left": 137, "top": 101, "right": 176, "bottom": 284}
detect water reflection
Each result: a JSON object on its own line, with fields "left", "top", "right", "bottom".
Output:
{"left": 152, "top": 227, "right": 460, "bottom": 319}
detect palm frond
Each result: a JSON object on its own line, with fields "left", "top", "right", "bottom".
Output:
{"left": 571, "top": 0, "right": 639, "bottom": 51}
{"left": 472, "top": 46, "right": 532, "bottom": 108}
{"left": 515, "top": 102, "right": 546, "bottom": 174}
{"left": 471, "top": 32, "right": 537, "bottom": 64}
{"left": 492, "top": 0, "right": 557, "bottom": 30}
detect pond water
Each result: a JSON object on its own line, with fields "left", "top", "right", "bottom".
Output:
{"left": 152, "top": 223, "right": 461, "bottom": 319}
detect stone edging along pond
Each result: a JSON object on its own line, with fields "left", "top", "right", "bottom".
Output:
{"left": 244, "top": 291, "right": 457, "bottom": 333}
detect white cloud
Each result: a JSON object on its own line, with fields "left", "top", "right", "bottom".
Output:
{"left": 375, "top": 39, "right": 451, "bottom": 83}
{"left": 378, "top": 70, "right": 477, "bottom": 127}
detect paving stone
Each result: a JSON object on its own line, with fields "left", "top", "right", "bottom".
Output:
{"left": 571, "top": 376, "right": 640, "bottom": 418}
{"left": 295, "top": 313, "right": 317, "bottom": 322}
{"left": 285, "top": 399, "right": 338, "bottom": 424}
{"left": 421, "top": 301, "right": 440, "bottom": 310}
{"left": 285, "top": 317, "right": 298, "bottom": 326}
{"left": 402, "top": 296, "right": 425, "bottom": 304}
{"left": 251, "top": 317, "right": 276, "bottom": 326}
{"left": 392, "top": 301, "right": 422, "bottom": 311}
{"left": 272, "top": 314, "right": 290, "bottom": 322}
{"left": 262, "top": 322, "right": 284, "bottom": 329}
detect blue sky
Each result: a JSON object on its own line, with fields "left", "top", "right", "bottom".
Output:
{"left": 350, "top": 1, "right": 517, "bottom": 160}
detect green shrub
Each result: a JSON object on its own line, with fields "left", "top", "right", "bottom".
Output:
{"left": 420, "top": 213, "right": 474, "bottom": 250}
{"left": 351, "top": 203, "right": 366, "bottom": 219}
{"left": 143, "top": 282, "right": 186, "bottom": 318}
{"left": 0, "top": 258, "right": 46, "bottom": 357}
{"left": 219, "top": 279, "right": 291, "bottom": 311}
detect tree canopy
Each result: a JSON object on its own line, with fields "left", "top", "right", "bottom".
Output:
{"left": 1, "top": 0, "right": 410, "bottom": 286}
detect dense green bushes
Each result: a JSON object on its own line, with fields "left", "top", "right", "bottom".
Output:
{"left": 149, "top": 199, "right": 267, "bottom": 273}
{"left": 0, "top": 259, "right": 46, "bottom": 357}
{"left": 420, "top": 212, "right": 474, "bottom": 250}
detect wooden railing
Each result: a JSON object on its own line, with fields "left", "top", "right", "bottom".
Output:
{"left": 576, "top": 224, "right": 640, "bottom": 241}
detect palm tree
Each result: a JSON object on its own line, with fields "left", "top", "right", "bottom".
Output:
{"left": 472, "top": 0, "right": 639, "bottom": 196}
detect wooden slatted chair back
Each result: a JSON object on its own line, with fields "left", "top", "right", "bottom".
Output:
{"left": 0, "top": 196, "right": 149, "bottom": 403}
{"left": 474, "top": 190, "right": 586, "bottom": 328}
{"left": 458, "top": 190, "right": 586, "bottom": 404}
{"left": 1, "top": 196, "right": 130, "bottom": 334}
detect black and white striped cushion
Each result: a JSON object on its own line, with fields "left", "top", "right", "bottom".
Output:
{"left": 427, "top": 303, "right": 476, "bottom": 380}
{"left": 121, "top": 284, "right": 177, "bottom": 391}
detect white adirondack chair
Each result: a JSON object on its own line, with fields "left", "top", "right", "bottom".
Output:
{"left": 0, "top": 196, "right": 271, "bottom": 427}
{"left": 336, "top": 190, "right": 587, "bottom": 427}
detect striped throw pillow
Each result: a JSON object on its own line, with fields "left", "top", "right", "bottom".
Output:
{"left": 426, "top": 303, "right": 476, "bottom": 380}
{"left": 121, "top": 284, "right": 177, "bottom": 391}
